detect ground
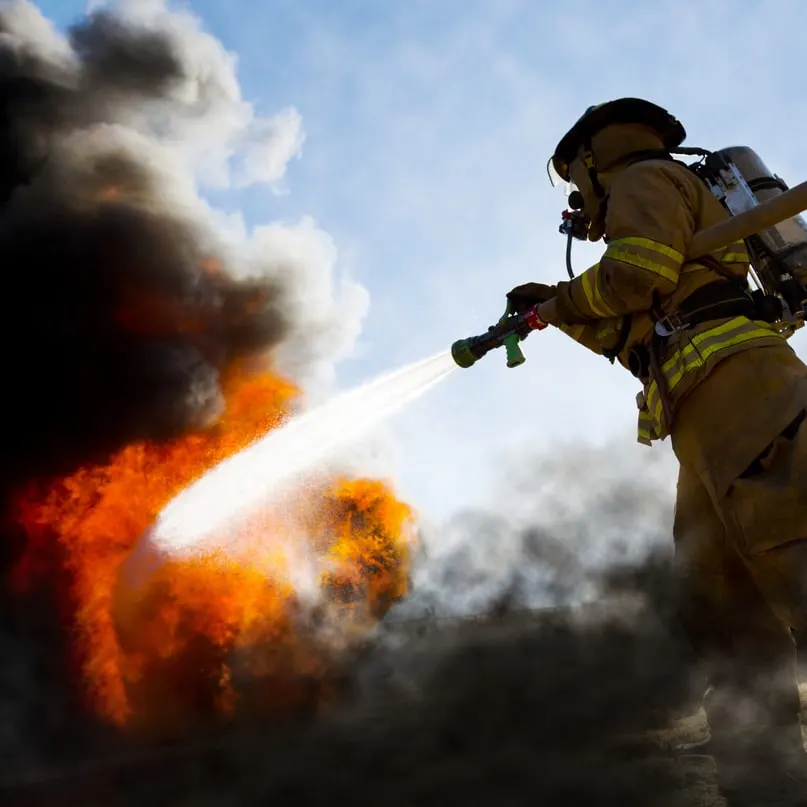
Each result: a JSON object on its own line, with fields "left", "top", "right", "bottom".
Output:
{"left": 4, "top": 597, "right": 806, "bottom": 806}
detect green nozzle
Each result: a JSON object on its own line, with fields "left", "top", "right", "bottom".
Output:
{"left": 451, "top": 298, "right": 532, "bottom": 369}
{"left": 502, "top": 332, "right": 525, "bottom": 367}
{"left": 451, "top": 338, "right": 479, "bottom": 368}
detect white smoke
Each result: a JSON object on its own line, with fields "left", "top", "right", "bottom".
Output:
{"left": 386, "top": 438, "right": 678, "bottom": 622}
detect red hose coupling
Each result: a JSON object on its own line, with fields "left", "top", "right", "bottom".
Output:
{"left": 524, "top": 305, "right": 549, "bottom": 331}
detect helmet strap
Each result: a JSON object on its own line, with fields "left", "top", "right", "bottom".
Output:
{"left": 582, "top": 140, "right": 606, "bottom": 200}
{"left": 580, "top": 139, "right": 610, "bottom": 238}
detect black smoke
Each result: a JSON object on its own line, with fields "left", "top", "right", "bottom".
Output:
{"left": 0, "top": 0, "right": 304, "bottom": 785}
{"left": 0, "top": 423, "right": 716, "bottom": 805}
{"left": 0, "top": 548, "right": 713, "bottom": 806}
{"left": 0, "top": 2, "right": 292, "bottom": 510}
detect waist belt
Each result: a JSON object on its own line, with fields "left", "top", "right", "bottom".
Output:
{"left": 653, "top": 280, "right": 756, "bottom": 337}
{"left": 628, "top": 281, "right": 756, "bottom": 379}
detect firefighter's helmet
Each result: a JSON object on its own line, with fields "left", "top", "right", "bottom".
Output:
{"left": 549, "top": 98, "right": 686, "bottom": 184}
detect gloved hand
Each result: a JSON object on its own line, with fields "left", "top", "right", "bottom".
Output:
{"left": 506, "top": 282, "right": 557, "bottom": 314}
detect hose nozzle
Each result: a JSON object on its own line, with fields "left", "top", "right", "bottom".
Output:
{"left": 451, "top": 331, "right": 525, "bottom": 368}
{"left": 450, "top": 337, "right": 484, "bottom": 369}
{"left": 451, "top": 302, "right": 546, "bottom": 369}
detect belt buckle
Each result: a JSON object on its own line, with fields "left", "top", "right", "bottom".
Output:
{"left": 655, "top": 312, "right": 684, "bottom": 337}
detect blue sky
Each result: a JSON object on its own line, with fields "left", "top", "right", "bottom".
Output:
{"left": 33, "top": 0, "right": 807, "bottom": 525}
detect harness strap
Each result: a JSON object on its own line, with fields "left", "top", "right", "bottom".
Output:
{"left": 655, "top": 279, "right": 756, "bottom": 335}
{"left": 627, "top": 280, "right": 756, "bottom": 382}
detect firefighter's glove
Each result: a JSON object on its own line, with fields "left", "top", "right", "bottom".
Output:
{"left": 506, "top": 282, "right": 557, "bottom": 314}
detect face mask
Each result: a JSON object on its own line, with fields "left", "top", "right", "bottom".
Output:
{"left": 568, "top": 157, "right": 607, "bottom": 242}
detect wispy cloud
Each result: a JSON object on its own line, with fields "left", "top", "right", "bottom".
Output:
{"left": 241, "top": 0, "right": 807, "bottom": 516}
{"left": 32, "top": 0, "right": 807, "bottom": 520}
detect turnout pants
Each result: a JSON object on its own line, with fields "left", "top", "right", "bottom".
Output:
{"left": 673, "top": 410, "right": 807, "bottom": 736}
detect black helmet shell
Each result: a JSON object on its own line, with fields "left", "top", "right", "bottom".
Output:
{"left": 551, "top": 98, "right": 686, "bottom": 181}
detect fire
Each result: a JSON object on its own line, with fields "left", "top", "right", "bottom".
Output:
{"left": 9, "top": 365, "right": 415, "bottom": 733}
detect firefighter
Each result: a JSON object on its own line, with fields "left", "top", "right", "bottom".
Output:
{"left": 507, "top": 98, "right": 807, "bottom": 798}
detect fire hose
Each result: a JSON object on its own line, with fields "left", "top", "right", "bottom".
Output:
{"left": 451, "top": 179, "right": 807, "bottom": 369}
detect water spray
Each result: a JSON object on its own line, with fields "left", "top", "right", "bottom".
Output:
{"left": 450, "top": 300, "right": 548, "bottom": 369}
{"left": 146, "top": 350, "right": 456, "bottom": 556}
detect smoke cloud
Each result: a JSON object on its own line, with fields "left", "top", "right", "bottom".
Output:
{"left": 0, "top": 0, "right": 367, "bottom": 508}
{"left": 1, "top": 444, "right": 716, "bottom": 805}
{"left": 0, "top": 0, "right": 372, "bottom": 785}
{"left": 389, "top": 440, "right": 678, "bottom": 620}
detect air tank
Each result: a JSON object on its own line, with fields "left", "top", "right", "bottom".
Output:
{"left": 715, "top": 146, "right": 807, "bottom": 303}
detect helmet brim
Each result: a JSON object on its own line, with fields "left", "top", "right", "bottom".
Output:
{"left": 551, "top": 98, "right": 686, "bottom": 181}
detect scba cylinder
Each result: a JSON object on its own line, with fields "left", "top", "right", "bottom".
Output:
{"left": 717, "top": 146, "right": 807, "bottom": 291}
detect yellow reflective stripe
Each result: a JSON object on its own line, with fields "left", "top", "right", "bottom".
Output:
{"left": 648, "top": 321, "right": 777, "bottom": 422}
{"left": 579, "top": 264, "right": 616, "bottom": 317}
{"left": 604, "top": 236, "right": 682, "bottom": 285}
{"left": 720, "top": 251, "right": 750, "bottom": 264}
{"left": 712, "top": 241, "right": 750, "bottom": 265}
{"left": 645, "top": 318, "right": 785, "bottom": 427}
{"left": 606, "top": 247, "right": 679, "bottom": 283}
{"left": 680, "top": 241, "right": 749, "bottom": 273}
{"left": 713, "top": 240, "right": 749, "bottom": 257}
{"left": 664, "top": 317, "right": 771, "bottom": 381}
{"left": 647, "top": 398, "right": 666, "bottom": 432}
{"left": 617, "top": 237, "right": 684, "bottom": 263}
{"left": 590, "top": 267, "right": 618, "bottom": 317}
{"left": 649, "top": 330, "right": 772, "bottom": 426}
{"left": 637, "top": 410, "right": 655, "bottom": 445}
{"left": 580, "top": 270, "right": 603, "bottom": 316}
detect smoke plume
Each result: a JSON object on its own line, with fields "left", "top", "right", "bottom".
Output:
{"left": 389, "top": 439, "right": 678, "bottom": 620}
{"left": 2, "top": 4, "right": 792, "bottom": 805}
{"left": 0, "top": 0, "right": 366, "bottom": 511}
{"left": 0, "top": 0, "right": 375, "bottom": 786}
{"left": 2, "top": 445, "right": 718, "bottom": 805}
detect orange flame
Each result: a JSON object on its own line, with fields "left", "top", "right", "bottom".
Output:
{"left": 9, "top": 365, "right": 415, "bottom": 734}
